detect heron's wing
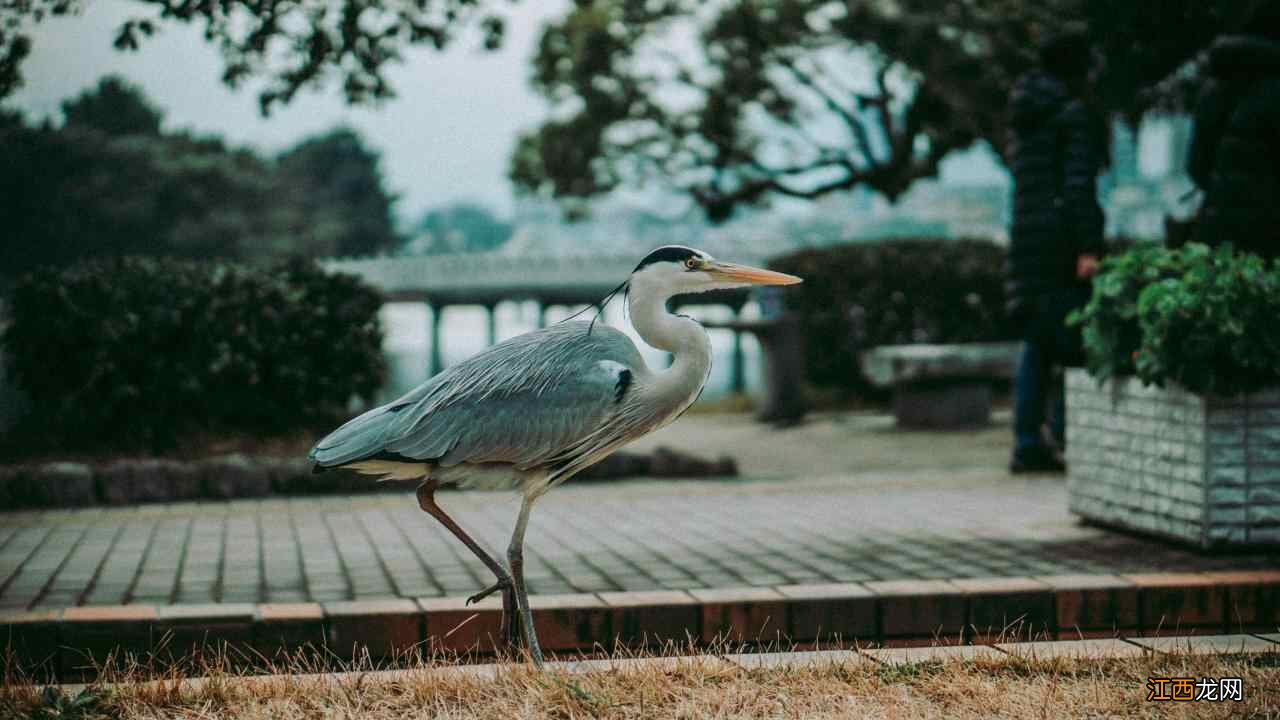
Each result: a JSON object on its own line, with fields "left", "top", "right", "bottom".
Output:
{"left": 309, "top": 322, "right": 647, "bottom": 474}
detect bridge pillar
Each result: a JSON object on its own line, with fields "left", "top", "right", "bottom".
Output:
{"left": 535, "top": 302, "right": 547, "bottom": 329}
{"left": 428, "top": 303, "right": 444, "bottom": 376}
{"left": 731, "top": 313, "right": 746, "bottom": 395}
{"left": 485, "top": 303, "right": 498, "bottom": 346}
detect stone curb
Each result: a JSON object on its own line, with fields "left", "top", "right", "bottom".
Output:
{"left": 47, "top": 632, "right": 1280, "bottom": 696}
{"left": 0, "top": 447, "right": 736, "bottom": 509}
{"left": 5, "top": 570, "right": 1277, "bottom": 679}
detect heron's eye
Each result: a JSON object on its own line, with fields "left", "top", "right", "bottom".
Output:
{"left": 684, "top": 257, "right": 699, "bottom": 270}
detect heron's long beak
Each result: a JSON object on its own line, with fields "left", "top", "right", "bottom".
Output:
{"left": 706, "top": 260, "right": 803, "bottom": 286}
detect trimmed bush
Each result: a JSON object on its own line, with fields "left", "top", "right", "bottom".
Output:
{"left": 1071, "top": 243, "right": 1280, "bottom": 396}
{"left": 768, "top": 239, "right": 1014, "bottom": 394}
{"left": 2, "top": 256, "right": 385, "bottom": 453}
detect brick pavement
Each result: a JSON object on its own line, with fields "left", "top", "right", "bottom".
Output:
{"left": 2, "top": 469, "right": 1276, "bottom": 612}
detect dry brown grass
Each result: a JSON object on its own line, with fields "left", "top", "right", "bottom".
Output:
{"left": 3, "top": 643, "right": 1278, "bottom": 720}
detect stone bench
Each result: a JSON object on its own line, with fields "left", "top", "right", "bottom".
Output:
{"left": 860, "top": 342, "right": 1022, "bottom": 428}
{"left": 701, "top": 314, "right": 807, "bottom": 425}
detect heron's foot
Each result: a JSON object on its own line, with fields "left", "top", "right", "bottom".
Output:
{"left": 467, "top": 578, "right": 512, "bottom": 606}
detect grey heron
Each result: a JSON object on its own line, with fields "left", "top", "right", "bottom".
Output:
{"left": 308, "top": 246, "right": 801, "bottom": 665}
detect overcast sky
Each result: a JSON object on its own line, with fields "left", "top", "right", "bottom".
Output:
{"left": 9, "top": 0, "right": 571, "bottom": 222}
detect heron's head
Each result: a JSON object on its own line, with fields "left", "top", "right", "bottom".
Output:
{"left": 629, "top": 246, "right": 802, "bottom": 296}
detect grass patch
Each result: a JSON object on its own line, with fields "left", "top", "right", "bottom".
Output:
{"left": 3, "top": 643, "right": 1278, "bottom": 719}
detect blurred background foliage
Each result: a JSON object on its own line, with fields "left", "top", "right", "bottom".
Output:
{"left": 0, "top": 76, "right": 402, "bottom": 287}
{"left": 770, "top": 239, "right": 1013, "bottom": 395}
{"left": 412, "top": 203, "right": 515, "bottom": 255}
{"left": 510, "top": 0, "right": 1248, "bottom": 221}
{"left": 0, "top": 0, "right": 509, "bottom": 111}
{"left": 1, "top": 1, "right": 1260, "bottom": 223}
{"left": 1, "top": 257, "right": 386, "bottom": 454}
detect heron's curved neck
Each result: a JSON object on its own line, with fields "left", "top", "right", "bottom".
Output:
{"left": 627, "top": 282, "right": 712, "bottom": 387}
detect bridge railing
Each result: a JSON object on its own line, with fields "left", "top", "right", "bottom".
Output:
{"left": 321, "top": 251, "right": 768, "bottom": 304}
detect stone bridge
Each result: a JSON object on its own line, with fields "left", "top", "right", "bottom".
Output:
{"left": 322, "top": 251, "right": 769, "bottom": 383}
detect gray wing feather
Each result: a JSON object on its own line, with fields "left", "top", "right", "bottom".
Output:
{"left": 309, "top": 322, "right": 644, "bottom": 472}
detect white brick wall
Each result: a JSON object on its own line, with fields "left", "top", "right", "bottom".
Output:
{"left": 1065, "top": 369, "right": 1280, "bottom": 548}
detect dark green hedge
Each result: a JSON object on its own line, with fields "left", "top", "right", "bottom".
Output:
{"left": 769, "top": 239, "right": 1014, "bottom": 394}
{"left": 2, "top": 257, "right": 386, "bottom": 453}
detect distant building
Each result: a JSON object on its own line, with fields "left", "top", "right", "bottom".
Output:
{"left": 781, "top": 180, "right": 1009, "bottom": 246}
{"left": 1102, "top": 115, "right": 1197, "bottom": 242}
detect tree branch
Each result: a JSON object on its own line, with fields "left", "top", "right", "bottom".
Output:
{"left": 774, "top": 53, "right": 879, "bottom": 169}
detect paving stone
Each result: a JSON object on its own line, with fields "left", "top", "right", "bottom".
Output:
{"left": 0, "top": 476, "right": 1277, "bottom": 636}
{"left": 877, "top": 636, "right": 961, "bottom": 648}
{"left": 995, "top": 638, "right": 1147, "bottom": 659}
{"left": 1127, "top": 634, "right": 1280, "bottom": 656}
{"left": 729, "top": 649, "right": 864, "bottom": 669}
{"left": 558, "top": 655, "right": 732, "bottom": 675}
{"left": 257, "top": 603, "right": 324, "bottom": 621}
{"left": 862, "top": 643, "right": 1003, "bottom": 664}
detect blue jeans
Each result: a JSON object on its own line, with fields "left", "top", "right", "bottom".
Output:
{"left": 1014, "top": 339, "right": 1065, "bottom": 452}
{"left": 1013, "top": 290, "right": 1087, "bottom": 453}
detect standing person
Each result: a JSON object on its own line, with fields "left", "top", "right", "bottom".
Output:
{"left": 1187, "top": 2, "right": 1280, "bottom": 261}
{"left": 1005, "top": 29, "right": 1107, "bottom": 474}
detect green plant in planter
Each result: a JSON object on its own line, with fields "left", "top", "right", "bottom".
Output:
{"left": 1134, "top": 244, "right": 1280, "bottom": 396}
{"left": 1067, "top": 242, "right": 1182, "bottom": 383}
{"left": 1070, "top": 242, "right": 1280, "bottom": 396}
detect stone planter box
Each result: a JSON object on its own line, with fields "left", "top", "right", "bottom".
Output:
{"left": 1064, "top": 368, "right": 1280, "bottom": 548}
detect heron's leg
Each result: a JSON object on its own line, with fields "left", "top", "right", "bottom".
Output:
{"left": 416, "top": 480, "right": 511, "bottom": 585}
{"left": 415, "top": 480, "right": 519, "bottom": 649}
{"left": 507, "top": 494, "right": 544, "bottom": 667}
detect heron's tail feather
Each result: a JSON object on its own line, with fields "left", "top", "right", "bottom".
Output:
{"left": 308, "top": 403, "right": 402, "bottom": 468}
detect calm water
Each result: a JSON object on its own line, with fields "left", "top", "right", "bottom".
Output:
{"left": 377, "top": 300, "right": 764, "bottom": 403}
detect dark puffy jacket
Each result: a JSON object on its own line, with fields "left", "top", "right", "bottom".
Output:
{"left": 1188, "top": 35, "right": 1280, "bottom": 260}
{"left": 1004, "top": 71, "right": 1106, "bottom": 319}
